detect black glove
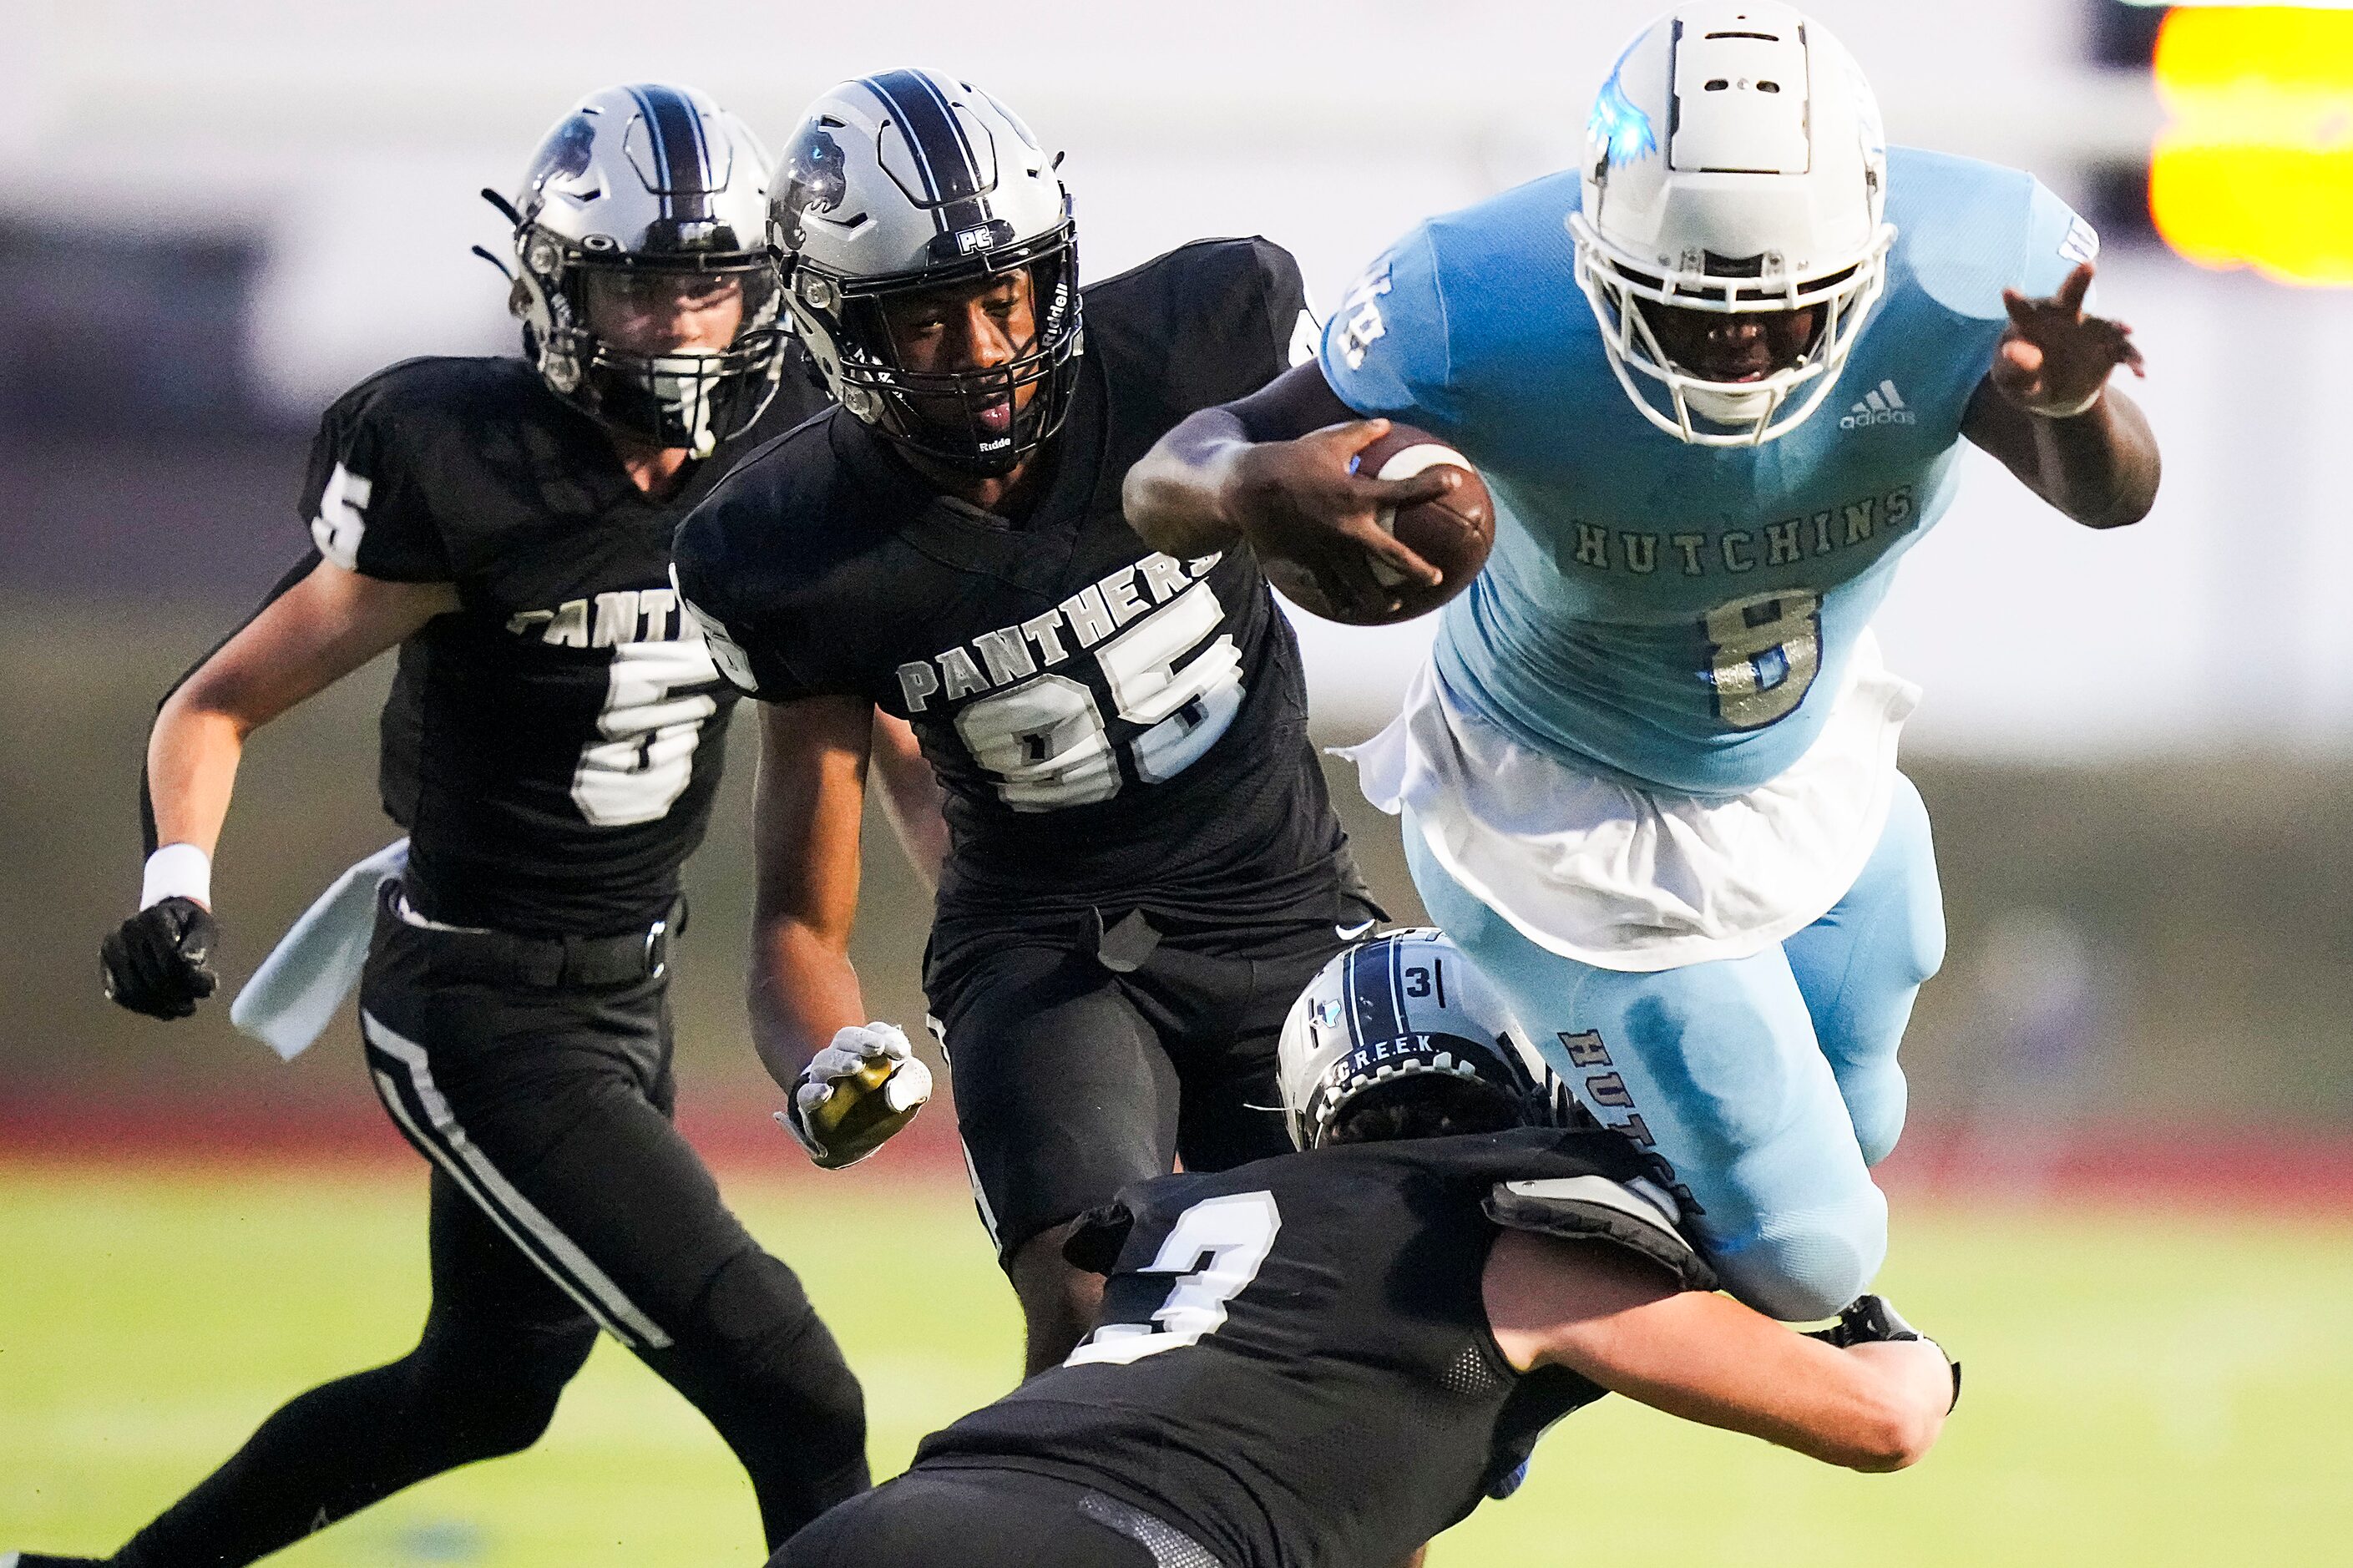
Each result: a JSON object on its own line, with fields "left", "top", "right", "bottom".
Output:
{"left": 1808, "top": 1295, "right": 1961, "bottom": 1413}
{"left": 100, "top": 898, "right": 220, "bottom": 1019}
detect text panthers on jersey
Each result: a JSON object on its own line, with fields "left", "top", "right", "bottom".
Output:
{"left": 302, "top": 353, "right": 827, "bottom": 933}
{"left": 673, "top": 238, "right": 1349, "bottom": 927}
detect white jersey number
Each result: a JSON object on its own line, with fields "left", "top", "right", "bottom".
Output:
{"left": 955, "top": 580, "right": 1245, "bottom": 812}
{"left": 572, "top": 640, "right": 721, "bottom": 827}
{"left": 1064, "top": 1191, "right": 1282, "bottom": 1367}
{"left": 1702, "top": 590, "right": 1821, "bottom": 731}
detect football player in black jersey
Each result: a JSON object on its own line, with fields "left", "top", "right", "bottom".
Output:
{"left": 774, "top": 930, "right": 1960, "bottom": 1568}
{"left": 50, "top": 87, "right": 932, "bottom": 1568}
{"left": 673, "top": 70, "right": 1433, "bottom": 1374}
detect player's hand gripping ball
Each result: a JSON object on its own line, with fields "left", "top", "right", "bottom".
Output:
{"left": 1262, "top": 423, "right": 1494, "bottom": 627}
{"left": 779, "top": 1021, "right": 934, "bottom": 1170}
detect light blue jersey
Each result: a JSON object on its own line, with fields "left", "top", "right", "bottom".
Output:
{"left": 1322, "top": 148, "right": 2094, "bottom": 796}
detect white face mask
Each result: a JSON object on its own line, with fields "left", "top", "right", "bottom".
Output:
{"left": 648, "top": 347, "right": 722, "bottom": 457}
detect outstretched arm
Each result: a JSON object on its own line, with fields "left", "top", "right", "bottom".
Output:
{"left": 1961, "top": 261, "right": 2160, "bottom": 531}
{"left": 102, "top": 559, "right": 454, "bottom": 1019}
{"left": 1485, "top": 1232, "right": 1954, "bottom": 1472}
{"left": 1122, "top": 361, "right": 1455, "bottom": 619}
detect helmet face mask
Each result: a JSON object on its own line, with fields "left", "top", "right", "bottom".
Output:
{"left": 505, "top": 84, "right": 787, "bottom": 456}
{"left": 1570, "top": 3, "right": 1896, "bottom": 447}
{"left": 1278, "top": 929, "right": 1561, "bottom": 1151}
{"left": 773, "top": 72, "right": 1085, "bottom": 478}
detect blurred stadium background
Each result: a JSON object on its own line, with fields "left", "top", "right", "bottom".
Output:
{"left": 4, "top": 0, "right": 2350, "bottom": 1561}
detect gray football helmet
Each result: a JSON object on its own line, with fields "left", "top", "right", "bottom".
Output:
{"left": 770, "top": 69, "right": 1082, "bottom": 475}
{"left": 1278, "top": 928, "right": 1559, "bottom": 1150}
{"left": 502, "top": 83, "right": 786, "bottom": 454}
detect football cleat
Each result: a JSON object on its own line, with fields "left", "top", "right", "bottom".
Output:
{"left": 1807, "top": 1294, "right": 1962, "bottom": 1413}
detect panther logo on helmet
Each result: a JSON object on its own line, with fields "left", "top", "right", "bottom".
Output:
{"left": 774, "top": 124, "right": 848, "bottom": 251}
{"left": 523, "top": 113, "right": 599, "bottom": 205}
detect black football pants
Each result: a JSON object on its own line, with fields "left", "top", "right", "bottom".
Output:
{"left": 110, "top": 903, "right": 868, "bottom": 1566}
{"left": 772, "top": 1468, "right": 1216, "bottom": 1568}
{"left": 928, "top": 903, "right": 1364, "bottom": 1265}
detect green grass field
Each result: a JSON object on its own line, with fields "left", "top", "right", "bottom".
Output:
{"left": 4, "top": 1166, "right": 2349, "bottom": 1566}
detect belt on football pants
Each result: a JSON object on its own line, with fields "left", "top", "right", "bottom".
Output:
{"left": 383, "top": 882, "right": 682, "bottom": 989}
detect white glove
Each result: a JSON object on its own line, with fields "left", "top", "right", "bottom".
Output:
{"left": 777, "top": 1021, "right": 934, "bottom": 1170}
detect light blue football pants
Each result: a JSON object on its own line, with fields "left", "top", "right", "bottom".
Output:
{"left": 1404, "top": 774, "right": 1945, "bottom": 1321}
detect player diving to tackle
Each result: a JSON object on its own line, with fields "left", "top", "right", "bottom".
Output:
{"left": 40, "top": 87, "right": 922, "bottom": 1566}
{"left": 1126, "top": 2, "right": 2160, "bottom": 1321}
{"left": 772, "top": 929, "right": 1961, "bottom": 1568}
{"left": 671, "top": 69, "right": 1386, "bottom": 1373}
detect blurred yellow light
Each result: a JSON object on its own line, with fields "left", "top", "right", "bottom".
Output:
{"left": 2150, "top": 6, "right": 2353, "bottom": 286}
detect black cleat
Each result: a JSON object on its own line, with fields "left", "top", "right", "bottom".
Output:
{"left": 6, "top": 1553, "right": 110, "bottom": 1566}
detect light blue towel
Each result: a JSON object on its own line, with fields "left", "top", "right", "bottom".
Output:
{"left": 230, "top": 838, "right": 409, "bottom": 1060}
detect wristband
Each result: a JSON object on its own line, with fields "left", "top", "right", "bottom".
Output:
{"left": 2027, "top": 384, "right": 2105, "bottom": 421}
{"left": 141, "top": 843, "right": 213, "bottom": 911}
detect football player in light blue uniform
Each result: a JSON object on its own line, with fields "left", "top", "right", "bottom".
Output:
{"left": 1125, "top": 0, "right": 2158, "bottom": 1319}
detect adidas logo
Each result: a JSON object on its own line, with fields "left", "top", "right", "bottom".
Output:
{"left": 1839, "top": 379, "right": 1916, "bottom": 429}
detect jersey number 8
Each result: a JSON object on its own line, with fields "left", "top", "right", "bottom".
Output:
{"left": 1703, "top": 590, "right": 1822, "bottom": 730}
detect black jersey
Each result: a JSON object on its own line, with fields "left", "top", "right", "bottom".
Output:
{"left": 301, "top": 354, "right": 828, "bottom": 934}
{"left": 913, "top": 1127, "right": 1711, "bottom": 1568}
{"left": 672, "top": 239, "right": 1346, "bottom": 926}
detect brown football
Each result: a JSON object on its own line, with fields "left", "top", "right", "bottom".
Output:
{"left": 1263, "top": 424, "right": 1495, "bottom": 627}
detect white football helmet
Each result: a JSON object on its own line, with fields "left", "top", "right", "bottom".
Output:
{"left": 1568, "top": 3, "right": 1895, "bottom": 446}
{"left": 1278, "top": 928, "right": 1557, "bottom": 1151}
{"left": 502, "top": 83, "right": 785, "bottom": 455}
{"left": 771, "top": 69, "right": 1082, "bottom": 475}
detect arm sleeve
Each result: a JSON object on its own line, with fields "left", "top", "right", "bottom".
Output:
{"left": 2020, "top": 177, "right": 2101, "bottom": 302}
{"left": 297, "top": 397, "right": 457, "bottom": 583}
{"left": 1317, "top": 223, "right": 1460, "bottom": 437}
{"left": 669, "top": 508, "right": 822, "bottom": 703}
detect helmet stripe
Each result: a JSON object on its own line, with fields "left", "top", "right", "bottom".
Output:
{"left": 861, "top": 69, "right": 991, "bottom": 235}
{"left": 628, "top": 83, "right": 714, "bottom": 220}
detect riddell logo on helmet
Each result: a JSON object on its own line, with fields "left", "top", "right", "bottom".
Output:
{"left": 1840, "top": 379, "right": 1915, "bottom": 429}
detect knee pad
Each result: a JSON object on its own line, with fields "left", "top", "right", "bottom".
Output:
{"left": 1711, "top": 1188, "right": 1889, "bottom": 1323}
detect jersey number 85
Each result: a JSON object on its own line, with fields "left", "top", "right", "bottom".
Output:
{"left": 955, "top": 580, "right": 1245, "bottom": 812}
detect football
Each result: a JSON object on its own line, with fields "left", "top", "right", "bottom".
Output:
{"left": 1263, "top": 425, "right": 1495, "bottom": 627}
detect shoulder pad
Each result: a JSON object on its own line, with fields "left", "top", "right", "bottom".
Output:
{"left": 1484, "top": 1174, "right": 1718, "bottom": 1292}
